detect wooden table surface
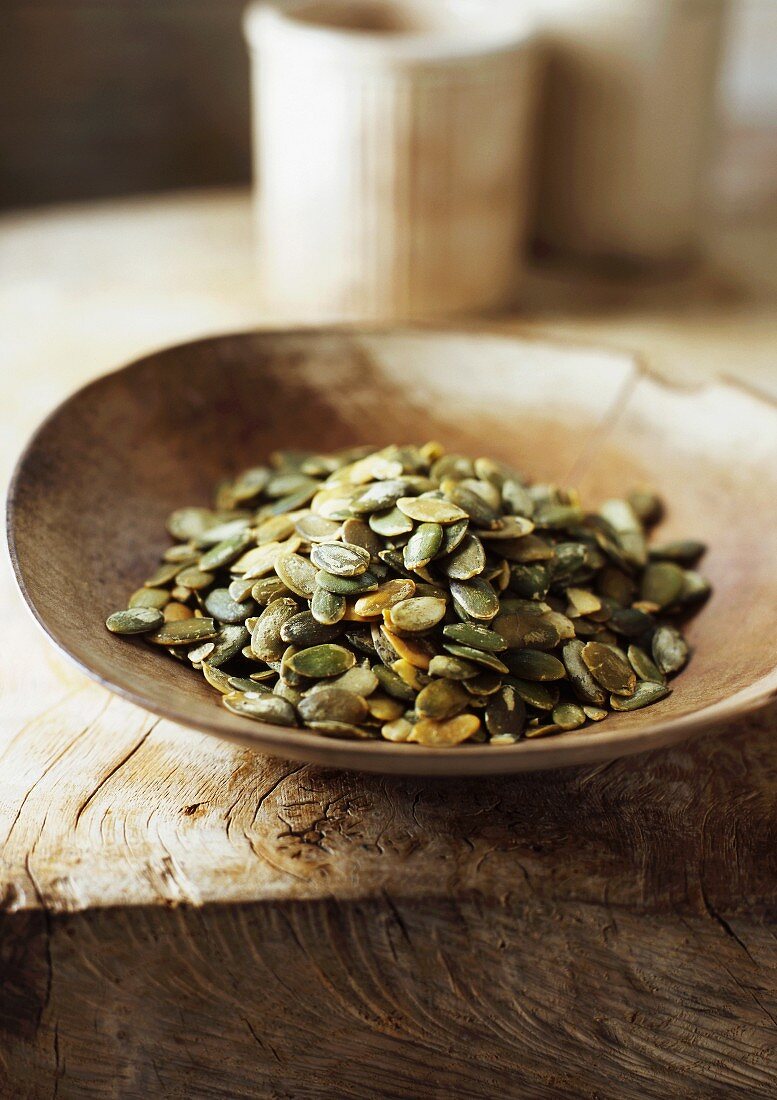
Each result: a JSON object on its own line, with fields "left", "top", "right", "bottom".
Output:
{"left": 1, "top": 189, "right": 776, "bottom": 1098}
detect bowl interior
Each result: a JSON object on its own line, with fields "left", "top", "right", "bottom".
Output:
{"left": 8, "top": 328, "right": 777, "bottom": 775}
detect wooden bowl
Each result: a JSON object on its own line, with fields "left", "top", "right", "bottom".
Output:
{"left": 7, "top": 328, "right": 777, "bottom": 775}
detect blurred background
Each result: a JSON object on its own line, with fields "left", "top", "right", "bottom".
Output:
{"left": 2, "top": 0, "right": 775, "bottom": 212}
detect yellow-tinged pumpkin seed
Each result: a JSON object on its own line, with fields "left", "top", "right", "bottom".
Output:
{"left": 148, "top": 617, "right": 218, "bottom": 645}
{"left": 387, "top": 596, "right": 447, "bottom": 633}
{"left": 581, "top": 641, "right": 637, "bottom": 695}
{"left": 409, "top": 714, "right": 481, "bottom": 746}
{"left": 396, "top": 497, "right": 468, "bottom": 524}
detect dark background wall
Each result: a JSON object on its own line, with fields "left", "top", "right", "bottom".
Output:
{"left": 1, "top": 1, "right": 251, "bottom": 209}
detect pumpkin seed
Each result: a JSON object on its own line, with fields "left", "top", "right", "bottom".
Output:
{"left": 640, "top": 562, "right": 685, "bottom": 608}
{"left": 442, "top": 623, "right": 507, "bottom": 653}
{"left": 367, "top": 694, "right": 405, "bottom": 721}
{"left": 106, "top": 608, "right": 164, "bottom": 634}
{"left": 449, "top": 578, "right": 499, "bottom": 621}
{"left": 446, "top": 485, "right": 501, "bottom": 528}
{"left": 354, "top": 578, "right": 416, "bottom": 617}
{"left": 552, "top": 702, "right": 586, "bottom": 730}
{"left": 315, "top": 570, "right": 379, "bottom": 595}
{"left": 128, "top": 587, "right": 170, "bottom": 610}
{"left": 298, "top": 688, "right": 368, "bottom": 726}
{"left": 652, "top": 625, "right": 689, "bottom": 675}
{"left": 650, "top": 539, "right": 706, "bottom": 564}
{"left": 485, "top": 685, "right": 525, "bottom": 740}
{"left": 627, "top": 644, "right": 666, "bottom": 685}
{"left": 504, "top": 650, "right": 566, "bottom": 681}
{"left": 167, "top": 507, "right": 215, "bottom": 541}
{"left": 479, "top": 516, "right": 535, "bottom": 540}
{"left": 440, "top": 533, "right": 486, "bottom": 580}
{"left": 428, "top": 655, "right": 480, "bottom": 680}
{"left": 581, "top": 642, "right": 637, "bottom": 696}
{"left": 209, "top": 624, "right": 250, "bottom": 667}
{"left": 202, "top": 662, "right": 232, "bottom": 693}
{"left": 438, "top": 519, "right": 470, "bottom": 556}
{"left": 415, "top": 679, "right": 469, "bottom": 719}
{"left": 404, "top": 524, "right": 443, "bottom": 571}
{"left": 443, "top": 644, "right": 508, "bottom": 674}
{"left": 311, "top": 541, "right": 371, "bottom": 577}
{"left": 163, "top": 602, "right": 193, "bottom": 623}
{"left": 286, "top": 644, "right": 356, "bottom": 679}
{"left": 204, "top": 587, "right": 255, "bottom": 624}
{"left": 562, "top": 641, "right": 606, "bottom": 705}
{"left": 223, "top": 692, "right": 298, "bottom": 726}
{"left": 396, "top": 497, "right": 468, "bottom": 524}
{"left": 381, "top": 718, "right": 413, "bottom": 742}
{"left": 493, "top": 612, "right": 560, "bottom": 651}
{"left": 583, "top": 705, "right": 608, "bottom": 722}
{"left": 148, "top": 617, "right": 218, "bottom": 646}
{"left": 251, "top": 576, "right": 291, "bottom": 605}
{"left": 409, "top": 714, "right": 480, "bottom": 746}
{"left": 310, "top": 587, "right": 347, "bottom": 625}
{"left": 275, "top": 552, "right": 318, "bottom": 598}
{"left": 373, "top": 665, "right": 417, "bottom": 702}
{"left": 294, "top": 514, "right": 342, "bottom": 543}
{"left": 369, "top": 506, "right": 415, "bottom": 537}
{"left": 199, "top": 530, "right": 253, "bottom": 571}
{"left": 280, "top": 611, "right": 342, "bottom": 647}
{"left": 507, "top": 678, "right": 560, "bottom": 710}
{"left": 251, "top": 598, "right": 300, "bottom": 662}
{"left": 610, "top": 682, "right": 670, "bottom": 711}
{"left": 388, "top": 596, "right": 447, "bottom": 633}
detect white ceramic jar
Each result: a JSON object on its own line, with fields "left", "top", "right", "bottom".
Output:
{"left": 244, "top": 0, "right": 538, "bottom": 321}
{"left": 526, "top": 0, "right": 728, "bottom": 264}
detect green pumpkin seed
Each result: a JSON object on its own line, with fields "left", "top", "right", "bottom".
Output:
{"left": 508, "top": 563, "right": 551, "bottom": 599}
{"left": 223, "top": 692, "right": 298, "bottom": 726}
{"left": 251, "top": 576, "right": 291, "bottom": 605}
{"left": 443, "top": 644, "right": 508, "bottom": 674}
{"left": 650, "top": 539, "right": 706, "bottom": 564}
{"left": 310, "top": 587, "right": 347, "bottom": 625}
{"left": 204, "top": 587, "right": 255, "bottom": 624}
{"left": 440, "top": 534, "right": 486, "bottom": 580}
{"left": 479, "top": 516, "right": 535, "bottom": 540}
{"left": 580, "top": 641, "right": 636, "bottom": 695}
{"left": 640, "top": 561, "right": 685, "bottom": 608}
{"left": 199, "top": 530, "right": 254, "bottom": 571}
{"left": 485, "top": 685, "right": 526, "bottom": 740}
{"left": 438, "top": 519, "right": 469, "bottom": 556}
{"left": 494, "top": 612, "right": 560, "bottom": 651}
{"left": 552, "top": 702, "right": 586, "bottom": 731}
{"left": 275, "top": 552, "right": 318, "bottom": 598}
{"left": 562, "top": 641, "right": 606, "bottom": 705}
{"left": 106, "top": 608, "right": 164, "bottom": 634}
{"left": 310, "top": 541, "right": 371, "bottom": 577}
{"left": 403, "top": 524, "right": 443, "bottom": 571}
{"left": 368, "top": 506, "right": 415, "bottom": 537}
{"left": 298, "top": 688, "right": 368, "bottom": 726}
{"left": 294, "top": 514, "right": 342, "bottom": 543}
{"left": 446, "top": 485, "right": 501, "bottom": 528}
{"left": 144, "top": 562, "right": 180, "bottom": 588}
{"left": 448, "top": 578, "right": 499, "bottom": 621}
{"left": 315, "top": 570, "right": 379, "bottom": 595}
{"left": 280, "top": 610, "right": 342, "bottom": 647}
{"left": 652, "top": 625, "right": 689, "bottom": 675}
{"left": 627, "top": 644, "right": 666, "bottom": 685}
{"left": 208, "top": 624, "right": 250, "bottom": 667}
{"left": 442, "top": 623, "right": 507, "bottom": 653}
{"left": 583, "top": 705, "right": 608, "bottom": 722}
{"left": 415, "top": 679, "right": 469, "bottom": 719}
{"left": 373, "top": 664, "right": 417, "bottom": 702}
{"left": 504, "top": 650, "right": 566, "bottom": 681}
{"left": 149, "top": 617, "right": 218, "bottom": 646}
{"left": 396, "top": 497, "right": 468, "bottom": 524}
{"left": 351, "top": 479, "right": 411, "bottom": 514}
{"left": 128, "top": 587, "right": 170, "bottom": 610}
{"left": 229, "top": 576, "right": 257, "bottom": 602}
{"left": 506, "top": 678, "right": 560, "bottom": 710}
{"left": 610, "top": 682, "right": 670, "bottom": 711}
{"left": 323, "top": 664, "right": 379, "bottom": 697}
{"left": 388, "top": 596, "right": 447, "bottom": 633}
{"left": 251, "top": 598, "right": 300, "bottom": 662}
{"left": 286, "top": 644, "right": 355, "bottom": 679}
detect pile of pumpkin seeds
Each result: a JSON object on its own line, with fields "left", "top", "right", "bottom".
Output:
{"left": 105, "top": 443, "right": 710, "bottom": 747}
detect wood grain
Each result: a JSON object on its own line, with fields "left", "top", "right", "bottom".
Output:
{"left": 1, "top": 190, "right": 776, "bottom": 1095}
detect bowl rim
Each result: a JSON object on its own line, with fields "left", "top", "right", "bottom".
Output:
{"left": 7, "top": 324, "right": 777, "bottom": 774}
